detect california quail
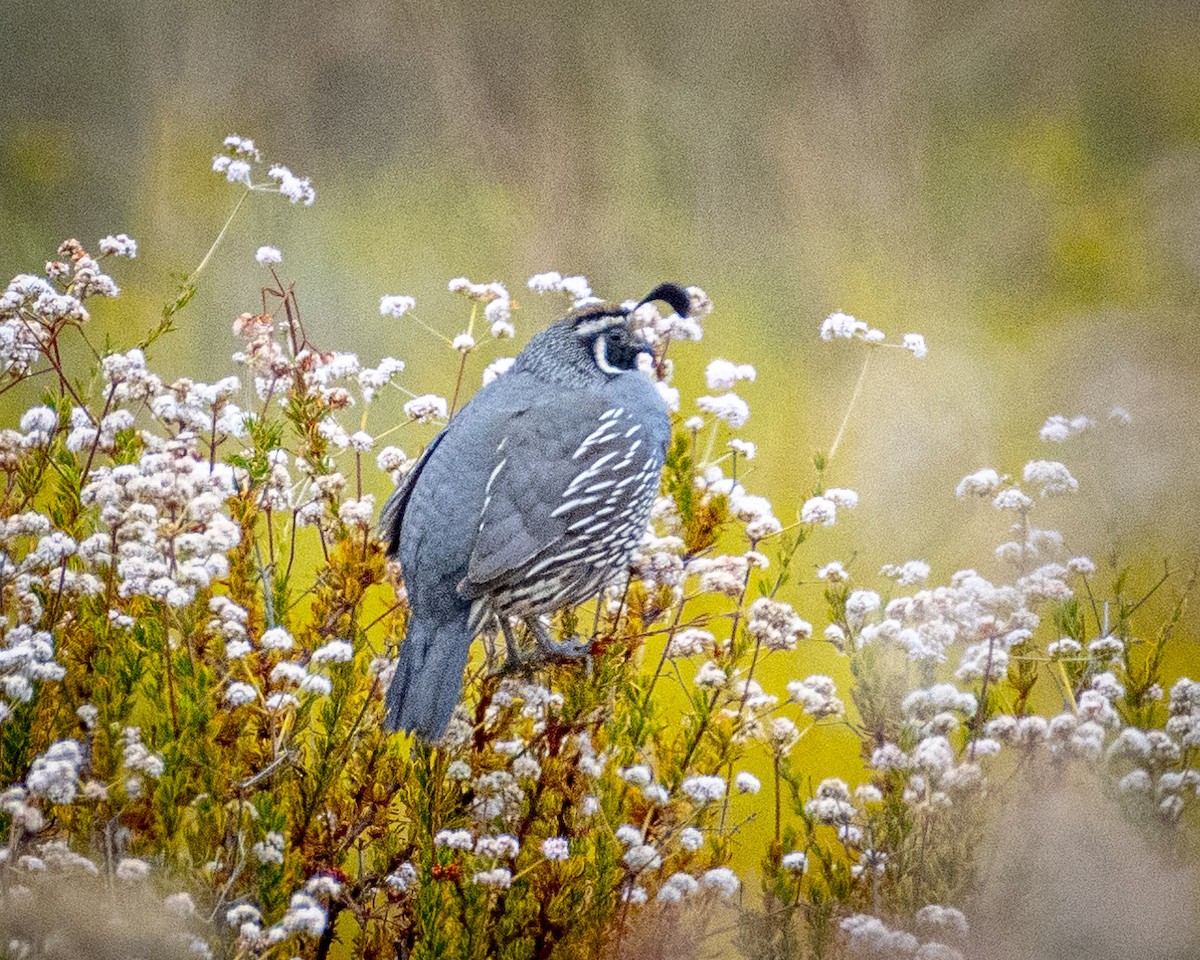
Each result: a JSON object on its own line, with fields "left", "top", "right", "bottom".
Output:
{"left": 379, "top": 283, "right": 693, "bottom": 739}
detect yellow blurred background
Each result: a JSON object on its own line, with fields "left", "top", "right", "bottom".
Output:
{"left": 3, "top": 0, "right": 1199, "bottom": 894}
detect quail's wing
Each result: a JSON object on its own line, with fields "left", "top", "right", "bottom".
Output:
{"left": 378, "top": 428, "right": 449, "bottom": 558}
{"left": 460, "top": 396, "right": 665, "bottom": 598}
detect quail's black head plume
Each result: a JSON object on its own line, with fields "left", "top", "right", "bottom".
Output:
{"left": 379, "top": 283, "right": 692, "bottom": 739}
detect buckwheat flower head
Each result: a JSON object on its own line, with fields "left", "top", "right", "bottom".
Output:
{"left": 26, "top": 740, "right": 83, "bottom": 804}
{"left": 619, "top": 764, "right": 653, "bottom": 787}
{"left": 623, "top": 884, "right": 649, "bottom": 905}
{"left": 825, "top": 487, "right": 858, "bottom": 509}
{"left": 1022, "top": 460, "right": 1078, "bottom": 496}
{"left": 845, "top": 590, "right": 881, "bottom": 626}
{"left": 1047, "top": 637, "right": 1081, "bottom": 659}
{"left": 902, "top": 332, "right": 928, "bottom": 358}
{"left": 475, "top": 834, "right": 520, "bottom": 859}
{"left": 1088, "top": 635, "right": 1124, "bottom": 659}
{"left": 678, "top": 827, "right": 704, "bottom": 851}
{"left": 781, "top": 851, "right": 807, "bottom": 872}
{"left": 769, "top": 716, "right": 801, "bottom": 753}
{"left": 225, "top": 682, "right": 257, "bottom": 707}
{"left": 735, "top": 771, "right": 761, "bottom": 794}
{"left": 623, "top": 843, "right": 662, "bottom": 871}
{"left": 820, "top": 311, "right": 867, "bottom": 341}
{"left": 404, "top": 394, "right": 448, "bottom": 422}
{"left": 657, "top": 872, "right": 701, "bottom": 903}
{"left": 701, "top": 867, "right": 740, "bottom": 899}
{"left": 787, "top": 675, "right": 844, "bottom": 718}
{"left": 705, "top": 359, "right": 757, "bottom": 390}
{"left": 452, "top": 332, "right": 476, "bottom": 353}
{"left": 312, "top": 640, "right": 354, "bottom": 663}
{"left": 482, "top": 357, "right": 515, "bottom": 386}
{"left": 300, "top": 672, "right": 333, "bottom": 696}
{"left": 746, "top": 597, "right": 810, "bottom": 651}
{"left": 215, "top": 156, "right": 253, "bottom": 186}
{"left": 386, "top": 862, "right": 419, "bottom": 892}
{"left": 801, "top": 496, "right": 837, "bottom": 526}
{"left": 914, "top": 902, "right": 968, "bottom": 935}
{"left": 267, "top": 164, "right": 316, "bottom": 205}
{"left": 260, "top": 627, "right": 294, "bottom": 651}
{"left": 541, "top": 837, "right": 569, "bottom": 861}
{"left": 841, "top": 914, "right": 920, "bottom": 956}
{"left": 434, "top": 829, "right": 474, "bottom": 851}
{"left": 697, "top": 392, "right": 750, "bottom": 428}
{"left": 115, "top": 858, "right": 151, "bottom": 882}
{"left": 91, "top": 233, "right": 138, "bottom": 260}
{"left": 805, "top": 778, "right": 856, "bottom": 824}
{"left": 955, "top": 468, "right": 1002, "bottom": 498}
{"left": 817, "top": 560, "right": 849, "bottom": 582}
{"left": 378, "top": 294, "right": 416, "bottom": 319}
{"left": 255, "top": 246, "right": 281, "bottom": 266}
{"left": 664, "top": 627, "right": 713, "bottom": 659}
{"left": 694, "top": 660, "right": 729, "bottom": 689}
{"left": 528, "top": 271, "right": 563, "bottom": 292}
{"left": 252, "top": 832, "right": 285, "bottom": 865}
{"left": 282, "top": 892, "right": 327, "bottom": 936}
{"left": 20, "top": 406, "right": 57, "bottom": 435}
{"left": 615, "top": 824, "right": 643, "bottom": 847}
{"left": 681, "top": 775, "right": 727, "bottom": 805}
{"left": 473, "top": 867, "right": 513, "bottom": 889}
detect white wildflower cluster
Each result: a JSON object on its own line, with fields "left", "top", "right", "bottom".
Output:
{"left": 527, "top": 271, "right": 593, "bottom": 303}
{"left": 212, "top": 135, "right": 315, "bottom": 205}
{"left": 25, "top": 740, "right": 84, "bottom": 805}
{"left": 819, "top": 311, "right": 927, "bottom": 358}
{"left": 787, "top": 674, "right": 844, "bottom": 718}
{"left": 448, "top": 276, "right": 514, "bottom": 338}
{"left": 79, "top": 436, "right": 240, "bottom": 608}
{"left": 0, "top": 624, "right": 65, "bottom": 715}
{"left": 801, "top": 488, "right": 858, "bottom": 527}
{"left": 1, "top": 239, "right": 125, "bottom": 380}
{"left": 745, "top": 597, "right": 812, "bottom": 651}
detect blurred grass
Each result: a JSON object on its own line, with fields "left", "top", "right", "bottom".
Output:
{"left": 3, "top": 0, "right": 1199, "bottom": 906}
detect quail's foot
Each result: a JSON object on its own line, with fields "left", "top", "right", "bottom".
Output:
{"left": 528, "top": 618, "right": 592, "bottom": 661}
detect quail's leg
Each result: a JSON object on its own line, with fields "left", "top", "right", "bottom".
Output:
{"left": 526, "top": 617, "right": 592, "bottom": 661}
{"left": 492, "top": 618, "right": 531, "bottom": 676}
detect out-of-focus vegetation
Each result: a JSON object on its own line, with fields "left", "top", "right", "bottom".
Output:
{"left": 2, "top": 0, "right": 1199, "bottom": 571}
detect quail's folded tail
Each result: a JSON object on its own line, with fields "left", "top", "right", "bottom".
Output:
{"left": 383, "top": 611, "right": 472, "bottom": 740}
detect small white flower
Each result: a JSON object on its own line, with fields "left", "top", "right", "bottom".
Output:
{"left": 781, "top": 851, "right": 807, "bottom": 872}
{"left": 820, "top": 311, "right": 867, "bottom": 341}
{"left": 225, "top": 682, "right": 257, "bottom": 707}
{"left": 380, "top": 295, "right": 416, "bottom": 318}
{"left": 404, "top": 394, "right": 448, "bottom": 422}
{"left": 705, "top": 359, "right": 757, "bottom": 391}
{"left": 734, "top": 771, "right": 761, "bottom": 794}
{"left": 115, "top": 858, "right": 151, "bottom": 882}
{"left": 955, "top": 468, "right": 1002, "bottom": 498}
{"left": 312, "top": 640, "right": 354, "bottom": 663}
{"left": 681, "top": 775, "right": 726, "bottom": 805}
{"left": 801, "top": 496, "right": 837, "bottom": 527}
{"left": 700, "top": 867, "right": 740, "bottom": 898}
{"left": 260, "top": 627, "right": 294, "bottom": 650}
{"left": 678, "top": 827, "right": 704, "bottom": 851}
{"left": 255, "top": 246, "right": 282, "bottom": 266}
{"left": 473, "top": 867, "right": 513, "bottom": 889}
{"left": 901, "top": 333, "right": 927, "bottom": 358}
{"left": 541, "top": 837, "right": 569, "bottom": 861}
{"left": 452, "top": 332, "right": 476, "bottom": 353}
{"left": 98, "top": 234, "right": 138, "bottom": 258}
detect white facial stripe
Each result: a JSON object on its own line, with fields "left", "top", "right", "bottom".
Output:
{"left": 593, "top": 335, "right": 623, "bottom": 375}
{"left": 574, "top": 314, "right": 628, "bottom": 337}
